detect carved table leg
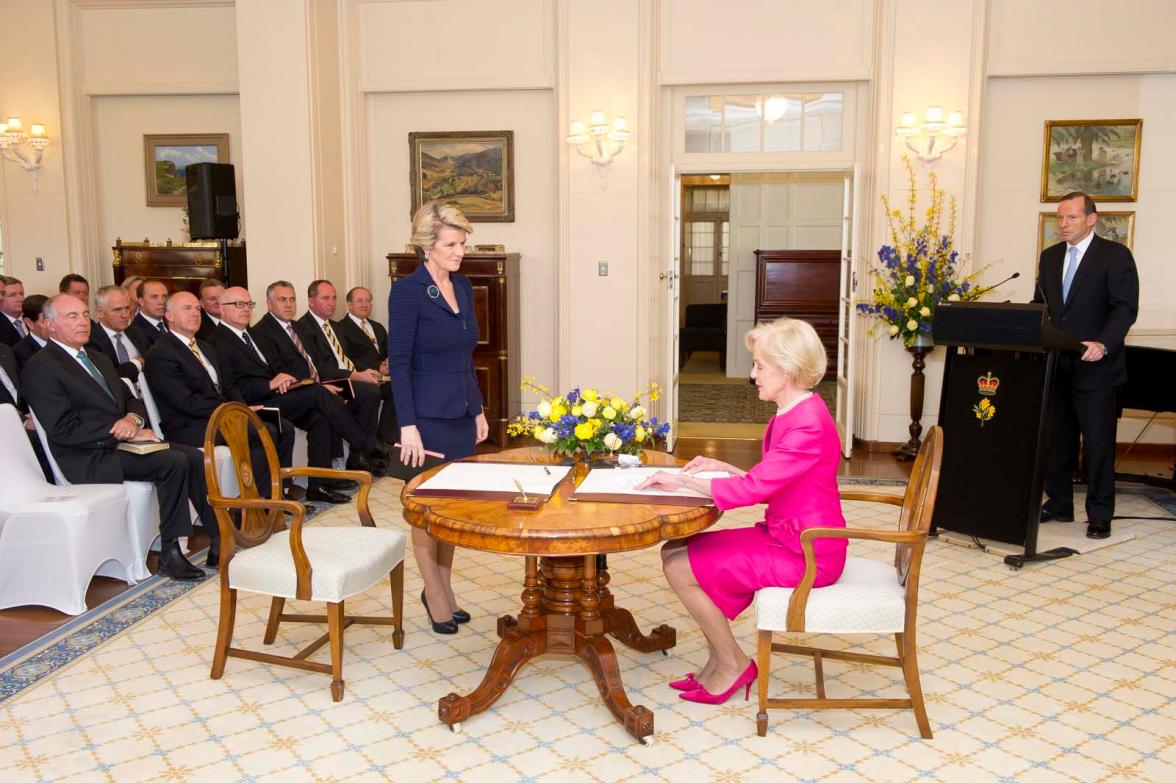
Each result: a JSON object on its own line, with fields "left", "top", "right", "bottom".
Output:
{"left": 438, "top": 625, "right": 543, "bottom": 728}
{"left": 597, "top": 557, "right": 677, "bottom": 654}
{"left": 578, "top": 634, "right": 654, "bottom": 742}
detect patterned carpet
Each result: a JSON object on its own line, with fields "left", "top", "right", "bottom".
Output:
{"left": 1, "top": 480, "right": 1174, "bottom": 782}
{"left": 679, "top": 381, "right": 837, "bottom": 423}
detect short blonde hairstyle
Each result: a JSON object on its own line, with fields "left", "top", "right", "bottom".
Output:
{"left": 744, "top": 317, "right": 826, "bottom": 389}
{"left": 410, "top": 201, "right": 474, "bottom": 250}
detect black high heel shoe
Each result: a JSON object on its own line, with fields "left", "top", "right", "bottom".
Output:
{"left": 452, "top": 608, "right": 471, "bottom": 624}
{"left": 421, "top": 590, "right": 458, "bottom": 634}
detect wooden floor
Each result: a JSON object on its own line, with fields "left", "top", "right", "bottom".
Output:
{"left": 1, "top": 442, "right": 1170, "bottom": 659}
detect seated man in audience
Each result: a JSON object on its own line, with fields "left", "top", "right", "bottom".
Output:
{"left": 60, "top": 273, "right": 90, "bottom": 304}
{"left": 86, "top": 285, "right": 149, "bottom": 383}
{"left": 22, "top": 294, "right": 212, "bottom": 579}
{"left": 195, "top": 278, "right": 225, "bottom": 340}
{"left": 0, "top": 275, "right": 26, "bottom": 347}
{"left": 127, "top": 279, "right": 170, "bottom": 348}
{"left": 209, "top": 286, "right": 393, "bottom": 503}
{"left": 14, "top": 294, "right": 50, "bottom": 368}
{"left": 144, "top": 291, "right": 294, "bottom": 499}
{"left": 335, "top": 285, "right": 397, "bottom": 441}
{"left": 0, "top": 339, "right": 54, "bottom": 480}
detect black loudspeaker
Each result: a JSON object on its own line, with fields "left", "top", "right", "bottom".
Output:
{"left": 186, "top": 162, "right": 239, "bottom": 240}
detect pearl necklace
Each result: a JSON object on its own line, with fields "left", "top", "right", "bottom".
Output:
{"left": 775, "top": 391, "right": 814, "bottom": 417}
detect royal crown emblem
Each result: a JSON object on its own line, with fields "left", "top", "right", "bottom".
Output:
{"left": 977, "top": 372, "right": 1000, "bottom": 397}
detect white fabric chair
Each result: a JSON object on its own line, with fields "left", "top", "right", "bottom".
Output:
{"left": 31, "top": 410, "right": 163, "bottom": 582}
{"left": 753, "top": 425, "right": 943, "bottom": 740}
{"left": 0, "top": 405, "right": 136, "bottom": 614}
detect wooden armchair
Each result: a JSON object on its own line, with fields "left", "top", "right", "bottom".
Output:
{"left": 753, "top": 425, "right": 943, "bottom": 738}
{"left": 203, "top": 402, "right": 406, "bottom": 701}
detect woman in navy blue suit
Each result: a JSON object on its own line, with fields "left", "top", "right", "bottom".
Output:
{"left": 388, "top": 201, "right": 488, "bottom": 634}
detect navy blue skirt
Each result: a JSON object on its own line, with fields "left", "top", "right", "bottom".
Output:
{"left": 416, "top": 414, "right": 477, "bottom": 462}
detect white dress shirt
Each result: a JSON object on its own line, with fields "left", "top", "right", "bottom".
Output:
{"left": 171, "top": 331, "right": 218, "bottom": 386}
{"left": 102, "top": 323, "right": 141, "bottom": 362}
{"left": 1065, "top": 230, "right": 1096, "bottom": 276}
{"left": 309, "top": 313, "right": 350, "bottom": 371}
{"left": 348, "top": 313, "right": 379, "bottom": 347}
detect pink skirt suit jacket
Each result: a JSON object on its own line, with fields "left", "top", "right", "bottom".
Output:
{"left": 687, "top": 394, "right": 847, "bottom": 619}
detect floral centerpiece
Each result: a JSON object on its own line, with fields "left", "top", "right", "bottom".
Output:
{"left": 856, "top": 156, "right": 990, "bottom": 346}
{"left": 507, "top": 377, "right": 671, "bottom": 458}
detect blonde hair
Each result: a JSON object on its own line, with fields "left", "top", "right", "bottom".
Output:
{"left": 744, "top": 317, "right": 826, "bottom": 389}
{"left": 410, "top": 201, "right": 474, "bottom": 251}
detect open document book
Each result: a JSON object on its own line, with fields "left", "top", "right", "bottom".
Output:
{"left": 570, "top": 467, "right": 732, "bottom": 506}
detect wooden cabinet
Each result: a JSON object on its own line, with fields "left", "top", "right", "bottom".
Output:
{"left": 387, "top": 252, "right": 521, "bottom": 447}
{"left": 112, "top": 239, "right": 247, "bottom": 294}
{"left": 754, "top": 249, "right": 840, "bottom": 379}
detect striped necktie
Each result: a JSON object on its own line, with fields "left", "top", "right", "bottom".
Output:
{"left": 360, "top": 319, "right": 377, "bottom": 348}
{"left": 187, "top": 338, "right": 218, "bottom": 392}
{"left": 286, "top": 324, "right": 320, "bottom": 382}
{"left": 322, "top": 321, "right": 356, "bottom": 372}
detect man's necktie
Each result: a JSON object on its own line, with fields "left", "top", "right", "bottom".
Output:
{"left": 113, "top": 332, "right": 130, "bottom": 364}
{"left": 286, "top": 324, "right": 320, "bottom": 382}
{"left": 14, "top": 318, "right": 26, "bottom": 338}
{"left": 157, "top": 320, "right": 167, "bottom": 334}
{"left": 77, "top": 349, "right": 115, "bottom": 400}
{"left": 1062, "top": 246, "right": 1078, "bottom": 304}
{"left": 242, "top": 331, "right": 267, "bottom": 365}
{"left": 360, "top": 319, "right": 378, "bottom": 348}
{"left": 323, "top": 322, "right": 356, "bottom": 372}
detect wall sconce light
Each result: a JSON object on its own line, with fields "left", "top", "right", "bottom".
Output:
{"left": 0, "top": 116, "right": 51, "bottom": 192}
{"left": 895, "top": 106, "right": 965, "bottom": 164}
{"left": 567, "top": 110, "right": 630, "bottom": 181}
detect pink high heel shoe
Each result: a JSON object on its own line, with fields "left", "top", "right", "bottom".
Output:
{"left": 679, "top": 661, "right": 758, "bottom": 705}
{"left": 669, "top": 673, "right": 698, "bottom": 691}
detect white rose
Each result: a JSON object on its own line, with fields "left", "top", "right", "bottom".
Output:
{"left": 538, "top": 427, "right": 557, "bottom": 444}
{"left": 906, "top": 297, "right": 918, "bottom": 308}
{"left": 628, "top": 405, "right": 645, "bottom": 420}
{"left": 904, "top": 275, "right": 915, "bottom": 286}
{"left": 537, "top": 400, "right": 552, "bottom": 418}
{"left": 603, "top": 432, "right": 622, "bottom": 451}
{"left": 889, "top": 325, "right": 900, "bottom": 336}
{"left": 919, "top": 306, "right": 931, "bottom": 317}
{"left": 582, "top": 401, "right": 598, "bottom": 418}
{"left": 947, "top": 293, "right": 961, "bottom": 302}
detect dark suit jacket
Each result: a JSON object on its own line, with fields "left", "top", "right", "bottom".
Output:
{"left": 0, "top": 314, "right": 22, "bottom": 347}
{"left": 294, "top": 312, "right": 353, "bottom": 382}
{"left": 387, "top": 264, "right": 483, "bottom": 426}
{"left": 250, "top": 312, "right": 321, "bottom": 382}
{"left": 195, "top": 311, "right": 221, "bottom": 341}
{"left": 85, "top": 320, "right": 149, "bottom": 381}
{"left": 13, "top": 334, "right": 44, "bottom": 369}
{"left": 334, "top": 314, "right": 387, "bottom": 372}
{"left": 21, "top": 341, "right": 150, "bottom": 484}
{"left": 127, "top": 312, "right": 166, "bottom": 350}
{"left": 207, "top": 323, "right": 280, "bottom": 404}
{"left": 1033, "top": 233, "right": 1139, "bottom": 390}
{"left": 143, "top": 332, "right": 245, "bottom": 447}
{"left": 0, "top": 342, "right": 23, "bottom": 410}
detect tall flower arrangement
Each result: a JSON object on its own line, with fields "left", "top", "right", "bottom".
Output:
{"left": 857, "top": 156, "right": 989, "bottom": 345}
{"left": 507, "top": 377, "right": 671, "bottom": 458}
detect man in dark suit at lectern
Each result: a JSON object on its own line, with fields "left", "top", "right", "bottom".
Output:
{"left": 1032, "top": 192, "right": 1139, "bottom": 539}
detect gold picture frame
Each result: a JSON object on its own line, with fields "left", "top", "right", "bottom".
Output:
{"left": 143, "top": 133, "right": 230, "bottom": 207}
{"left": 1041, "top": 119, "right": 1141, "bottom": 202}
{"left": 408, "top": 130, "right": 514, "bottom": 222}
{"left": 1037, "top": 210, "right": 1134, "bottom": 257}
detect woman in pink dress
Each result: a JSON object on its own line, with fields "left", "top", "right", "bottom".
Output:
{"left": 637, "top": 317, "right": 847, "bottom": 704}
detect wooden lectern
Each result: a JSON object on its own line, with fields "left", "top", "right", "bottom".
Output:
{"left": 930, "top": 302, "right": 1084, "bottom": 568}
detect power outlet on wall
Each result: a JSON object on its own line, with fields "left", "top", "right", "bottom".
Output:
{"left": 598, "top": 262, "right": 608, "bottom": 276}
{"left": 35, "top": 257, "right": 45, "bottom": 271}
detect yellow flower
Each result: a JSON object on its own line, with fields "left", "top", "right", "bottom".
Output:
{"left": 582, "top": 389, "right": 599, "bottom": 402}
{"left": 906, "top": 319, "right": 918, "bottom": 331}
{"left": 906, "top": 297, "right": 918, "bottom": 308}
{"left": 574, "top": 422, "right": 594, "bottom": 440}
{"left": 889, "top": 325, "right": 900, "bottom": 336}
{"left": 635, "top": 425, "right": 646, "bottom": 443}
{"left": 947, "top": 293, "right": 961, "bottom": 302}
{"left": 609, "top": 397, "right": 626, "bottom": 411}
{"left": 549, "top": 403, "right": 566, "bottom": 422}
{"left": 602, "top": 407, "right": 617, "bottom": 421}
{"left": 905, "top": 275, "right": 915, "bottom": 286}
{"left": 979, "top": 399, "right": 991, "bottom": 411}
{"left": 919, "top": 306, "right": 931, "bottom": 317}
{"left": 571, "top": 405, "right": 582, "bottom": 417}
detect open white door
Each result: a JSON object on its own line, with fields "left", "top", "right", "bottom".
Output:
{"left": 660, "top": 164, "right": 681, "bottom": 449}
{"left": 835, "top": 166, "right": 861, "bottom": 458}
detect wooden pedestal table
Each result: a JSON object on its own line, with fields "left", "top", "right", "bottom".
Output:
{"left": 400, "top": 448, "right": 721, "bottom": 744}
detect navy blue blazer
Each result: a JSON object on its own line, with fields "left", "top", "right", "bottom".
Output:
{"left": 387, "top": 263, "right": 482, "bottom": 426}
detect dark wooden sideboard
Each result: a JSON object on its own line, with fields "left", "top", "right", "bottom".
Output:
{"left": 387, "top": 252, "right": 521, "bottom": 447}
{"left": 112, "top": 239, "right": 248, "bottom": 294}
{"left": 754, "top": 249, "right": 840, "bottom": 379}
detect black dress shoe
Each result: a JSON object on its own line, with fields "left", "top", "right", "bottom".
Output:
{"left": 306, "top": 485, "right": 349, "bottom": 504}
{"left": 346, "top": 451, "right": 379, "bottom": 475}
{"left": 205, "top": 548, "right": 220, "bottom": 569}
{"left": 1040, "top": 507, "right": 1074, "bottom": 523}
{"left": 318, "top": 477, "right": 359, "bottom": 491}
{"left": 157, "top": 541, "right": 206, "bottom": 581}
{"left": 371, "top": 440, "right": 395, "bottom": 462}
{"left": 452, "top": 608, "right": 471, "bottom": 624}
{"left": 421, "top": 590, "right": 458, "bottom": 634}
{"left": 1086, "top": 521, "right": 1111, "bottom": 539}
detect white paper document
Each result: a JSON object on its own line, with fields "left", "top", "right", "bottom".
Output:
{"left": 414, "top": 462, "right": 572, "bottom": 498}
{"left": 571, "top": 467, "right": 731, "bottom": 504}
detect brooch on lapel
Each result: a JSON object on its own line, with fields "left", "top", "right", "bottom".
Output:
{"left": 427, "top": 285, "right": 440, "bottom": 300}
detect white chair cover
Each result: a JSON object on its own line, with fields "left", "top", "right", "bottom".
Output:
{"left": 755, "top": 557, "right": 907, "bottom": 634}
{"left": 0, "top": 404, "right": 135, "bottom": 614}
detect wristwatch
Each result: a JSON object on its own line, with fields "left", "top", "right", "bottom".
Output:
{"left": 128, "top": 413, "right": 145, "bottom": 428}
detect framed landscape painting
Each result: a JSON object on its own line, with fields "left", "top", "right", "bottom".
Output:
{"left": 1037, "top": 210, "right": 1134, "bottom": 256}
{"left": 144, "top": 133, "right": 229, "bottom": 207}
{"left": 409, "top": 130, "right": 514, "bottom": 222}
{"left": 1041, "top": 119, "right": 1141, "bottom": 202}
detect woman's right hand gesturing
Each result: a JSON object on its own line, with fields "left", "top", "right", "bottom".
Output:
{"left": 399, "top": 425, "right": 426, "bottom": 468}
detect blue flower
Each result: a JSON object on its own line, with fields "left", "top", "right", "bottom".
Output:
{"left": 566, "top": 387, "right": 580, "bottom": 403}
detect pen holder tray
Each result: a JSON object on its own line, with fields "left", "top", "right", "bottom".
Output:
{"left": 507, "top": 495, "right": 544, "bottom": 510}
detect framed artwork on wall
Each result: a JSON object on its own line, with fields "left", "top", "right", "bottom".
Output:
{"left": 143, "top": 133, "right": 229, "bottom": 207}
{"left": 408, "top": 130, "right": 514, "bottom": 222}
{"left": 1040, "top": 119, "right": 1141, "bottom": 202}
{"left": 1037, "top": 210, "right": 1134, "bottom": 256}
